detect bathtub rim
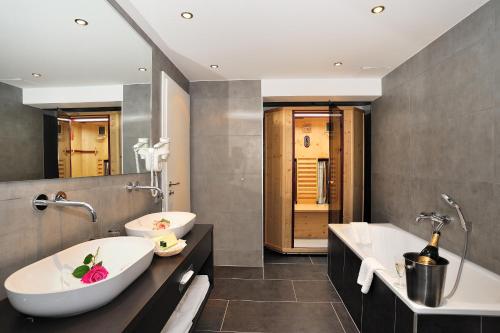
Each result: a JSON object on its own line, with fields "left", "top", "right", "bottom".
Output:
{"left": 328, "top": 223, "right": 500, "bottom": 316}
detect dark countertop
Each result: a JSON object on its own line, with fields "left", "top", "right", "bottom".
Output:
{"left": 0, "top": 224, "right": 213, "bottom": 333}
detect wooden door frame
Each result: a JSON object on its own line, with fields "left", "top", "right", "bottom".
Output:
{"left": 328, "top": 107, "right": 344, "bottom": 224}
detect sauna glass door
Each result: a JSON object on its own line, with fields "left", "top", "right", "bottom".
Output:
{"left": 293, "top": 111, "right": 331, "bottom": 249}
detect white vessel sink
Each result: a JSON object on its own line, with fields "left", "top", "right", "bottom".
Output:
{"left": 4, "top": 236, "right": 154, "bottom": 317}
{"left": 125, "top": 212, "right": 196, "bottom": 239}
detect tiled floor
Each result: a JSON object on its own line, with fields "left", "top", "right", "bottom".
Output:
{"left": 194, "top": 249, "right": 359, "bottom": 333}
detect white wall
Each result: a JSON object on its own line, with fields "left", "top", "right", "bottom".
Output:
{"left": 23, "top": 85, "right": 123, "bottom": 108}
{"left": 261, "top": 78, "right": 381, "bottom": 102}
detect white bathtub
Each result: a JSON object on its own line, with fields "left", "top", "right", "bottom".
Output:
{"left": 329, "top": 223, "right": 500, "bottom": 316}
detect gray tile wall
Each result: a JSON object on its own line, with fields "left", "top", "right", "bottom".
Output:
{"left": 122, "top": 84, "right": 152, "bottom": 174}
{"left": 372, "top": 0, "right": 500, "bottom": 274}
{"left": 0, "top": 82, "right": 44, "bottom": 181}
{"left": 190, "top": 81, "right": 263, "bottom": 267}
{"left": 0, "top": 173, "right": 160, "bottom": 300}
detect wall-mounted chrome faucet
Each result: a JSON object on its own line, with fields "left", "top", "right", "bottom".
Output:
{"left": 126, "top": 181, "right": 164, "bottom": 199}
{"left": 415, "top": 212, "right": 451, "bottom": 232}
{"left": 32, "top": 192, "right": 98, "bottom": 222}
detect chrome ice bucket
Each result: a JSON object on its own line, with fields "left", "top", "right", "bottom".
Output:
{"left": 404, "top": 252, "right": 449, "bottom": 307}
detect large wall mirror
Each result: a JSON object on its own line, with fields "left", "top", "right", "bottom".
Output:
{"left": 0, "top": 0, "right": 152, "bottom": 182}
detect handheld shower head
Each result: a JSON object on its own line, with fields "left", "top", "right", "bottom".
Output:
{"left": 441, "top": 193, "right": 459, "bottom": 208}
{"left": 441, "top": 193, "right": 468, "bottom": 231}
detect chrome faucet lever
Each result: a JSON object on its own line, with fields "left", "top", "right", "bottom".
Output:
{"left": 32, "top": 192, "right": 97, "bottom": 223}
{"left": 126, "top": 181, "right": 164, "bottom": 199}
{"left": 416, "top": 212, "right": 435, "bottom": 223}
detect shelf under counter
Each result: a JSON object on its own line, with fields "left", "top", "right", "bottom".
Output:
{"left": 0, "top": 224, "right": 214, "bottom": 333}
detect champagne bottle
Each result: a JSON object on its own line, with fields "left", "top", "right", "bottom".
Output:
{"left": 417, "top": 231, "right": 440, "bottom": 265}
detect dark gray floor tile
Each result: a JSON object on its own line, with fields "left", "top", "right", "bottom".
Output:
{"left": 310, "top": 255, "right": 328, "bottom": 265}
{"left": 222, "top": 300, "right": 344, "bottom": 333}
{"left": 214, "top": 266, "right": 263, "bottom": 279}
{"left": 211, "top": 278, "right": 295, "bottom": 301}
{"left": 293, "top": 280, "right": 341, "bottom": 302}
{"left": 332, "top": 302, "right": 360, "bottom": 333}
{"left": 194, "top": 299, "right": 228, "bottom": 332}
{"left": 264, "top": 249, "right": 312, "bottom": 264}
{"left": 264, "top": 263, "right": 327, "bottom": 280}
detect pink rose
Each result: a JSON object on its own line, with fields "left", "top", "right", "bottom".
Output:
{"left": 81, "top": 265, "right": 109, "bottom": 284}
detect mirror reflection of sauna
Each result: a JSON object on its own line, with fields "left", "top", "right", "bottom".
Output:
{"left": 56, "top": 112, "right": 121, "bottom": 178}
{"left": 264, "top": 106, "right": 365, "bottom": 254}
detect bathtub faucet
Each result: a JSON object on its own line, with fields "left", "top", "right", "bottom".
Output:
{"left": 415, "top": 212, "right": 451, "bottom": 232}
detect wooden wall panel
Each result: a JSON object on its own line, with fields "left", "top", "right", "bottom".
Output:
{"left": 109, "top": 112, "right": 121, "bottom": 175}
{"left": 294, "top": 212, "right": 329, "bottom": 239}
{"left": 57, "top": 121, "right": 71, "bottom": 178}
{"left": 342, "top": 108, "right": 364, "bottom": 223}
{"left": 264, "top": 108, "right": 293, "bottom": 252}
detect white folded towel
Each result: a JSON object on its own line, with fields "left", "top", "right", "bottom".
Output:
{"left": 161, "top": 314, "right": 192, "bottom": 333}
{"left": 177, "top": 275, "right": 210, "bottom": 318}
{"left": 183, "top": 321, "right": 193, "bottom": 333}
{"left": 351, "top": 222, "right": 371, "bottom": 245}
{"left": 357, "top": 257, "right": 384, "bottom": 294}
{"left": 161, "top": 275, "right": 210, "bottom": 333}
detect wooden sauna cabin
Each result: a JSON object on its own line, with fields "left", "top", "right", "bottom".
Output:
{"left": 264, "top": 107, "right": 364, "bottom": 254}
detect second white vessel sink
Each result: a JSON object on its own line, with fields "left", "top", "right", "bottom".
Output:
{"left": 125, "top": 211, "right": 196, "bottom": 239}
{"left": 4, "top": 236, "right": 154, "bottom": 317}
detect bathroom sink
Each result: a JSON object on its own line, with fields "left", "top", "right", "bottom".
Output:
{"left": 125, "top": 212, "right": 196, "bottom": 239}
{"left": 4, "top": 236, "right": 154, "bottom": 317}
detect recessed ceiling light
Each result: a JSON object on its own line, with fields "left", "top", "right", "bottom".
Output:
{"left": 138, "top": 67, "right": 148, "bottom": 72}
{"left": 371, "top": 5, "right": 385, "bottom": 14}
{"left": 333, "top": 62, "right": 343, "bottom": 67}
{"left": 74, "top": 18, "right": 89, "bottom": 26}
{"left": 210, "top": 64, "right": 220, "bottom": 69}
{"left": 181, "top": 12, "right": 194, "bottom": 19}
{"left": 32, "top": 73, "right": 42, "bottom": 78}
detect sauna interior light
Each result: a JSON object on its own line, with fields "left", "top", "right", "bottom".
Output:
{"left": 32, "top": 73, "right": 42, "bottom": 78}
{"left": 294, "top": 113, "right": 342, "bottom": 118}
{"left": 72, "top": 118, "right": 109, "bottom": 123}
{"left": 181, "top": 12, "right": 193, "bottom": 19}
{"left": 210, "top": 64, "right": 220, "bottom": 69}
{"left": 334, "top": 62, "right": 343, "bottom": 67}
{"left": 74, "top": 18, "right": 89, "bottom": 26}
{"left": 371, "top": 5, "right": 385, "bottom": 14}
{"left": 138, "top": 67, "right": 148, "bottom": 72}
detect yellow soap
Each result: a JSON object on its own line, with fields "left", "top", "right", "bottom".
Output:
{"left": 154, "top": 233, "right": 178, "bottom": 249}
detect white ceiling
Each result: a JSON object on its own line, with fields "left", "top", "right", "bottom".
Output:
{"left": 0, "top": 0, "right": 152, "bottom": 89}
{"left": 119, "top": 0, "right": 489, "bottom": 81}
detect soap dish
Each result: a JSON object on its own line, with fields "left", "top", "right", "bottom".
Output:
{"left": 155, "top": 239, "right": 187, "bottom": 257}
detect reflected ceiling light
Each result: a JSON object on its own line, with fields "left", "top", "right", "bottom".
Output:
{"left": 371, "top": 5, "right": 385, "bottom": 14}
{"left": 74, "top": 18, "right": 89, "bottom": 26}
{"left": 333, "top": 62, "right": 343, "bottom": 67}
{"left": 210, "top": 64, "right": 220, "bottom": 69}
{"left": 138, "top": 67, "right": 148, "bottom": 72}
{"left": 32, "top": 73, "right": 42, "bottom": 78}
{"left": 181, "top": 12, "right": 194, "bottom": 19}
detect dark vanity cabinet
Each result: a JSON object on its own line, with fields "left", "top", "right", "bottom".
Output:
{"left": 328, "top": 228, "right": 500, "bottom": 333}
{"left": 0, "top": 224, "right": 214, "bottom": 333}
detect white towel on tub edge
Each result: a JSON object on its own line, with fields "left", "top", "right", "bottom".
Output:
{"left": 357, "top": 257, "right": 384, "bottom": 294}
